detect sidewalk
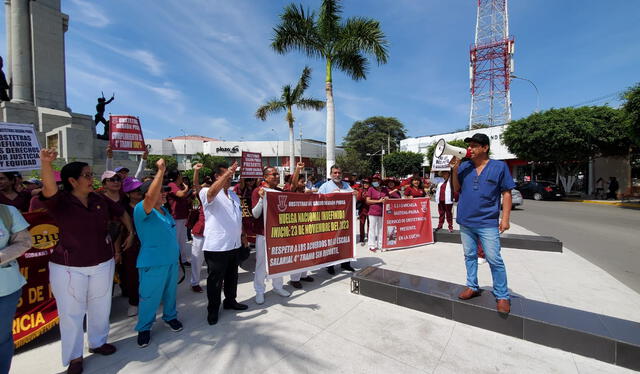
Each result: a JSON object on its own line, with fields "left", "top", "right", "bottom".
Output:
{"left": 563, "top": 198, "right": 640, "bottom": 209}
{"left": 11, "top": 203, "right": 640, "bottom": 373}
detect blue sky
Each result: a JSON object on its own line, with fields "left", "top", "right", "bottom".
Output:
{"left": 1, "top": 0, "right": 639, "bottom": 143}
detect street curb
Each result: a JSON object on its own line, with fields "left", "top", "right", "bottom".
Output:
{"left": 563, "top": 199, "right": 640, "bottom": 209}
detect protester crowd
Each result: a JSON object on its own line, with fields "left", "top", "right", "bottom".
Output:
{"left": 0, "top": 132, "right": 514, "bottom": 374}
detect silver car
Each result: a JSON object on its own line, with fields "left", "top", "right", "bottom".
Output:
{"left": 511, "top": 189, "right": 523, "bottom": 208}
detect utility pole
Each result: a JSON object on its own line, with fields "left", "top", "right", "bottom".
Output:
{"left": 381, "top": 146, "right": 386, "bottom": 179}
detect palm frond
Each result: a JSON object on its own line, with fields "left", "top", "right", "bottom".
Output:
{"left": 334, "top": 51, "right": 368, "bottom": 81}
{"left": 318, "top": 0, "right": 342, "bottom": 43}
{"left": 291, "top": 66, "right": 312, "bottom": 102}
{"left": 272, "top": 4, "right": 323, "bottom": 59}
{"left": 255, "top": 99, "right": 286, "bottom": 121}
{"left": 295, "top": 98, "right": 326, "bottom": 112}
{"left": 337, "top": 17, "right": 389, "bottom": 65}
{"left": 281, "top": 85, "right": 292, "bottom": 104}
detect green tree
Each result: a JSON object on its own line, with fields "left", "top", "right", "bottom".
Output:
{"left": 383, "top": 151, "right": 424, "bottom": 177}
{"left": 147, "top": 155, "right": 177, "bottom": 172}
{"left": 191, "top": 152, "right": 228, "bottom": 170}
{"left": 336, "top": 149, "right": 372, "bottom": 177}
{"left": 272, "top": 0, "right": 389, "bottom": 177}
{"left": 621, "top": 82, "right": 640, "bottom": 147}
{"left": 343, "top": 116, "right": 406, "bottom": 159}
{"left": 256, "top": 66, "right": 325, "bottom": 172}
{"left": 503, "top": 106, "right": 629, "bottom": 192}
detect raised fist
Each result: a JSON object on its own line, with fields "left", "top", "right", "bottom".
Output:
{"left": 193, "top": 163, "right": 203, "bottom": 171}
{"left": 39, "top": 148, "right": 58, "bottom": 163}
{"left": 296, "top": 162, "right": 305, "bottom": 170}
{"left": 156, "top": 158, "right": 166, "bottom": 171}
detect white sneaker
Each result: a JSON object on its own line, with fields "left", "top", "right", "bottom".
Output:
{"left": 127, "top": 305, "right": 138, "bottom": 317}
{"left": 478, "top": 258, "right": 487, "bottom": 265}
{"left": 273, "top": 288, "right": 291, "bottom": 297}
{"left": 255, "top": 292, "right": 265, "bottom": 305}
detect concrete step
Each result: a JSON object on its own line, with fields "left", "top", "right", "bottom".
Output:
{"left": 351, "top": 266, "right": 640, "bottom": 371}
{"left": 434, "top": 229, "right": 563, "bottom": 252}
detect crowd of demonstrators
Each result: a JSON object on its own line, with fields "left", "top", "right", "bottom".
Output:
{"left": 0, "top": 172, "right": 37, "bottom": 212}
{"left": 39, "top": 149, "right": 136, "bottom": 374}
{"left": 105, "top": 146, "right": 147, "bottom": 181}
{"left": 200, "top": 161, "right": 248, "bottom": 325}
{"left": 434, "top": 170, "right": 455, "bottom": 233}
{"left": 252, "top": 166, "right": 291, "bottom": 304}
{"left": 167, "top": 170, "right": 195, "bottom": 266}
{"left": 0, "top": 202, "right": 32, "bottom": 374}
{"left": 365, "top": 174, "right": 388, "bottom": 253}
{"left": 133, "top": 159, "right": 183, "bottom": 347}
{"left": 318, "top": 165, "right": 356, "bottom": 275}
{"left": 287, "top": 162, "right": 315, "bottom": 289}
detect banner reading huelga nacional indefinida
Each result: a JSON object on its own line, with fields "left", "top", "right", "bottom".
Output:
{"left": 264, "top": 191, "right": 356, "bottom": 278}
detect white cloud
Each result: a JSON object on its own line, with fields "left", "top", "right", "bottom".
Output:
{"left": 69, "top": 0, "right": 111, "bottom": 28}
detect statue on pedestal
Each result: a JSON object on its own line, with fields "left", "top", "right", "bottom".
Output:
{"left": 0, "top": 56, "right": 10, "bottom": 102}
{"left": 95, "top": 92, "right": 114, "bottom": 140}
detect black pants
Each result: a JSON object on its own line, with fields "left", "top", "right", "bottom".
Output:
{"left": 204, "top": 248, "right": 239, "bottom": 316}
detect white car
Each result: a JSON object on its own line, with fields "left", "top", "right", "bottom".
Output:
{"left": 511, "top": 189, "right": 523, "bottom": 208}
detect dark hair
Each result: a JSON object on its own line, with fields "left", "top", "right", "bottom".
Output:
{"left": 61, "top": 162, "right": 90, "bottom": 192}
{"left": 167, "top": 169, "right": 181, "bottom": 182}
{"left": 0, "top": 172, "right": 18, "bottom": 192}
{"left": 212, "top": 161, "right": 230, "bottom": 177}
{"left": 330, "top": 165, "right": 341, "bottom": 173}
{"left": 411, "top": 176, "right": 424, "bottom": 189}
{"left": 263, "top": 166, "right": 277, "bottom": 177}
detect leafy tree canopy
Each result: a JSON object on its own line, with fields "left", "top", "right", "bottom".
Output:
{"left": 336, "top": 148, "right": 372, "bottom": 177}
{"left": 621, "top": 82, "right": 640, "bottom": 147}
{"left": 146, "top": 155, "right": 178, "bottom": 172}
{"left": 383, "top": 151, "right": 424, "bottom": 177}
{"left": 343, "top": 116, "right": 406, "bottom": 157}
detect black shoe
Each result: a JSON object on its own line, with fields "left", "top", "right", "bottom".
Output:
{"left": 341, "top": 263, "right": 356, "bottom": 272}
{"left": 164, "top": 319, "right": 183, "bottom": 332}
{"left": 181, "top": 261, "right": 191, "bottom": 267}
{"left": 300, "top": 276, "right": 314, "bottom": 282}
{"left": 207, "top": 313, "right": 218, "bottom": 325}
{"left": 327, "top": 266, "right": 335, "bottom": 275}
{"left": 223, "top": 300, "right": 249, "bottom": 310}
{"left": 137, "top": 331, "right": 150, "bottom": 347}
{"left": 290, "top": 281, "right": 303, "bottom": 289}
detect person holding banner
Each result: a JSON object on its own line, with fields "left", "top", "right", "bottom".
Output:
{"left": 318, "top": 165, "right": 357, "bottom": 274}
{"left": 287, "top": 162, "right": 315, "bottom": 289}
{"left": 434, "top": 171, "right": 454, "bottom": 233}
{"left": 450, "top": 133, "right": 515, "bottom": 315}
{"left": 385, "top": 179, "right": 402, "bottom": 199}
{"left": 39, "top": 149, "right": 136, "bottom": 373}
{"left": 105, "top": 146, "right": 148, "bottom": 185}
{"left": 133, "top": 159, "right": 184, "bottom": 347}
{"left": 366, "top": 174, "right": 388, "bottom": 253}
{"left": 0, "top": 204, "right": 32, "bottom": 374}
{"left": 252, "top": 167, "right": 291, "bottom": 303}
{"left": 200, "top": 161, "right": 249, "bottom": 325}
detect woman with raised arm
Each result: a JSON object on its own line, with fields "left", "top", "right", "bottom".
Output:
{"left": 133, "top": 158, "right": 183, "bottom": 348}
{"left": 39, "top": 149, "right": 134, "bottom": 374}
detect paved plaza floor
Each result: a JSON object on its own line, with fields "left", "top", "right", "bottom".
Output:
{"left": 11, "top": 203, "right": 640, "bottom": 373}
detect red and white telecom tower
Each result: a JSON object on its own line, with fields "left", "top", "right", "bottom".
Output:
{"left": 469, "top": 0, "right": 515, "bottom": 129}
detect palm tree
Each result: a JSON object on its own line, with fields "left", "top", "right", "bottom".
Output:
{"left": 256, "top": 66, "right": 325, "bottom": 173}
{"left": 272, "top": 0, "right": 389, "bottom": 177}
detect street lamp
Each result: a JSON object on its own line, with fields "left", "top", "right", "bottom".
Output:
{"left": 271, "top": 128, "right": 279, "bottom": 167}
{"left": 366, "top": 147, "right": 386, "bottom": 179}
{"left": 511, "top": 74, "right": 541, "bottom": 113}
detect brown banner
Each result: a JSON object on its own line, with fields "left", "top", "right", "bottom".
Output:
{"left": 264, "top": 191, "right": 356, "bottom": 278}
{"left": 13, "top": 211, "right": 59, "bottom": 348}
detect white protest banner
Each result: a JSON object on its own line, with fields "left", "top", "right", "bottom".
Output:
{"left": 0, "top": 122, "right": 41, "bottom": 172}
{"left": 431, "top": 154, "right": 452, "bottom": 171}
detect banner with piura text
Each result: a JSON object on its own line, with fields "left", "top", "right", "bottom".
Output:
{"left": 382, "top": 197, "right": 434, "bottom": 250}
{"left": 13, "top": 211, "right": 59, "bottom": 348}
{"left": 264, "top": 191, "right": 356, "bottom": 278}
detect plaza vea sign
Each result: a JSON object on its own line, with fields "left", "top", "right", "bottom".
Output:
{"left": 216, "top": 146, "right": 240, "bottom": 153}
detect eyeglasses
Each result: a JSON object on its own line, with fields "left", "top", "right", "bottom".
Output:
{"left": 79, "top": 172, "right": 94, "bottom": 179}
{"left": 106, "top": 177, "right": 122, "bottom": 183}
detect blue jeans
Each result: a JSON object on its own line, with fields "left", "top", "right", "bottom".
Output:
{"left": 0, "top": 289, "right": 21, "bottom": 374}
{"left": 459, "top": 225, "right": 510, "bottom": 300}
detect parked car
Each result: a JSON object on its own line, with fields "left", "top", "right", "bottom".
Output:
{"left": 516, "top": 180, "right": 563, "bottom": 200}
{"left": 501, "top": 188, "right": 523, "bottom": 209}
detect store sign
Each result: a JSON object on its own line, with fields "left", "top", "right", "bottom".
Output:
{"left": 216, "top": 145, "right": 240, "bottom": 154}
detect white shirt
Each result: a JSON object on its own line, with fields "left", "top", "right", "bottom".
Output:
{"left": 317, "top": 180, "right": 353, "bottom": 194}
{"left": 435, "top": 179, "right": 453, "bottom": 204}
{"left": 199, "top": 187, "right": 243, "bottom": 252}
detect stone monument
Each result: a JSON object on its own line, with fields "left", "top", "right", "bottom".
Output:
{"left": 0, "top": 0, "right": 136, "bottom": 173}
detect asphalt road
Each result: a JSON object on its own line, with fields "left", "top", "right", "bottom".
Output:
{"left": 510, "top": 200, "right": 640, "bottom": 293}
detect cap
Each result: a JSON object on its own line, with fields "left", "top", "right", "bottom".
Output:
{"left": 122, "top": 177, "right": 143, "bottom": 193}
{"left": 362, "top": 178, "right": 372, "bottom": 184}
{"left": 101, "top": 170, "right": 117, "bottom": 181}
{"left": 114, "top": 166, "right": 130, "bottom": 173}
{"left": 139, "top": 180, "right": 171, "bottom": 195}
{"left": 371, "top": 173, "right": 382, "bottom": 180}
{"left": 464, "top": 133, "right": 490, "bottom": 146}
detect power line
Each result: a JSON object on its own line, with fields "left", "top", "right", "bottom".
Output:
{"left": 569, "top": 90, "right": 624, "bottom": 108}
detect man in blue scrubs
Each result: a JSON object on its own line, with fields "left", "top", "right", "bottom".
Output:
{"left": 450, "top": 133, "right": 515, "bottom": 314}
